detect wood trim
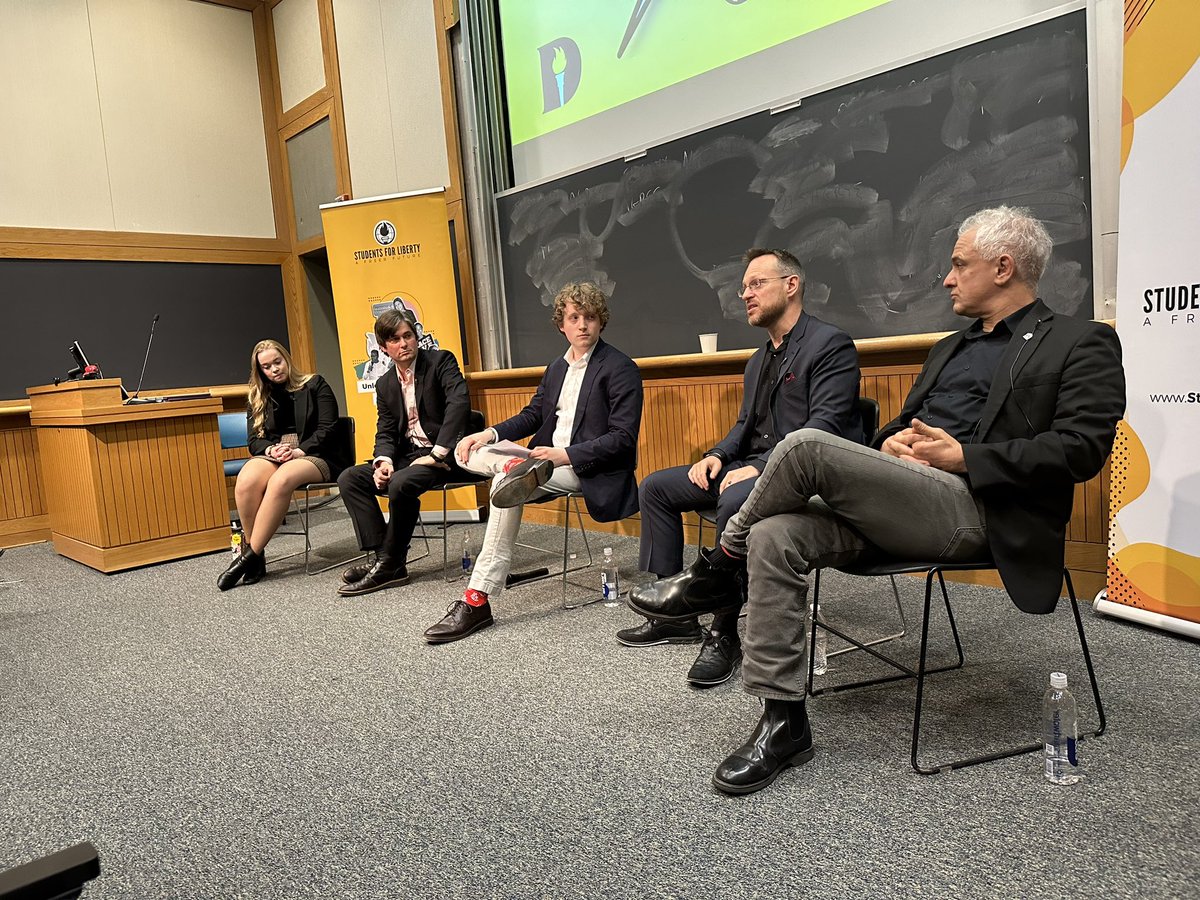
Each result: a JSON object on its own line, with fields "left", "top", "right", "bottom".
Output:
{"left": 281, "top": 255, "right": 316, "bottom": 371}
{"left": 0, "top": 243, "right": 289, "bottom": 265}
{"left": 434, "top": 0, "right": 464, "bottom": 207}
{"left": 295, "top": 233, "right": 327, "bottom": 256}
{"left": 279, "top": 100, "right": 334, "bottom": 141}
{"left": 318, "top": 0, "right": 353, "bottom": 197}
{"left": 279, "top": 88, "right": 333, "bottom": 131}
{"left": 51, "top": 527, "right": 228, "bottom": 573}
{"left": 252, "top": 2, "right": 290, "bottom": 244}
{"left": 0, "top": 226, "right": 284, "bottom": 255}
{"left": 202, "top": 0, "right": 264, "bottom": 11}
{"left": 466, "top": 330, "right": 960, "bottom": 385}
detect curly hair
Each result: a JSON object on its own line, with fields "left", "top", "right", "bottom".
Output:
{"left": 551, "top": 282, "right": 610, "bottom": 330}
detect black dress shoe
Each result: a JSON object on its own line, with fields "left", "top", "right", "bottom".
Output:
{"left": 712, "top": 699, "right": 814, "bottom": 796}
{"left": 626, "top": 553, "right": 743, "bottom": 621}
{"left": 341, "top": 562, "right": 372, "bottom": 585}
{"left": 687, "top": 631, "right": 742, "bottom": 686}
{"left": 218, "top": 549, "right": 264, "bottom": 591}
{"left": 337, "top": 559, "right": 410, "bottom": 596}
{"left": 241, "top": 550, "right": 267, "bottom": 585}
{"left": 490, "top": 458, "right": 554, "bottom": 508}
{"left": 615, "top": 617, "right": 703, "bottom": 647}
{"left": 424, "top": 600, "right": 494, "bottom": 643}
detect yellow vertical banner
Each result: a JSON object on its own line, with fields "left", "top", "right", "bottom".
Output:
{"left": 320, "top": 188, "right": 477, "bottom": 516}
{"left": 1104, "top": 1, "right": 1200, "bottom": 638}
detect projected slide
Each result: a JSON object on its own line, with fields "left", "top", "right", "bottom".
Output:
{"left": 498, "top": 0, "right": 891, "bottom": 147}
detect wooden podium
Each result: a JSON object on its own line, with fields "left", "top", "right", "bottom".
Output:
{"left": 27, "top": 379, "right": 229, "bottom": 572}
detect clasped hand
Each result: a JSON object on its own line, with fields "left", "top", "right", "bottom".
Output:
{"left": 267, "top": 444, "right": 303, "bottom": 462}
{"left": 880, "top": 418, "right": 966, "bottom": 473}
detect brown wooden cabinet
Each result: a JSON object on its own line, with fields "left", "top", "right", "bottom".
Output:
{"left": 26, "top": 379, "right": 229, "bottom": 572}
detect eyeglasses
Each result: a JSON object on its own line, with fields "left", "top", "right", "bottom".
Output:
{"left": 737, "top": 276, "right": 792, "bottom": 298}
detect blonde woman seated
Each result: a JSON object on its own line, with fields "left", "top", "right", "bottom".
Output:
{"left": 218, "top": 340, "right": 351, "bottom": 590}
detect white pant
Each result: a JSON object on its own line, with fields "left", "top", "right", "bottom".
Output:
{"left": 461, "top": 445, "right": 582, "bottom": 596}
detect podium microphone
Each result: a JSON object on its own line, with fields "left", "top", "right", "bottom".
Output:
{"left": 130, "top": 314, "right": 160, "bottom": 401}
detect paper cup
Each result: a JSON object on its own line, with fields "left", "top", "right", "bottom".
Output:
{"left": 699, "top": 333, "right": 718, "bottom": 354}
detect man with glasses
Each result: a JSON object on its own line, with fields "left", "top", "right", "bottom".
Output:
{"left": 617, "top": 248, "right": 862, "bottom": 687}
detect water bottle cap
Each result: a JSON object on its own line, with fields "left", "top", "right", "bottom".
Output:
{"left": 603, "top": 547, "right": 613, "bottom": 554}
{"left": 1050, "top": 671, "right": 1068, "bottom": 688}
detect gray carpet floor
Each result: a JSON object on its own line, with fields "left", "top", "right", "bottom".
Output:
{"left": 1, "top": 505, "right": 1197, "bottom": 899}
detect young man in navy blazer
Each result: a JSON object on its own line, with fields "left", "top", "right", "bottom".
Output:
{"left": 423, "top": 282, "right": 644, "bottom": 644}
{"left": 630, "top": 207, "right": 1126, "bottom": 796}
{"left": 336, "top": 309, "right": 471, "bottom": 595}
{"left": 620, "top": 248, "right": 862, "bottom": 687}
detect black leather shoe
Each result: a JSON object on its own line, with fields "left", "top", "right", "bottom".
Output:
{"left": 424, "top": 600, "right": 494, "bottom": 643}
{"left": 626, "top": 553, "right": 743, "bottom": 621}
{"left": 687, "top": 631, "right": 742, "bottom": 686}
{"left": 337, "top": 559, "right": 410, "bottom": 596}
{"left": 341, "top": 562, "right": 372, "bottom": 585}
{"left": 217, "top": 549, "right": 263, "bottom": 591}
{"left": 490, "top": 458, "right": 554, "bottom": 508}
{"left": 241, "top": 550, "right": 267, "bottom": 586}
{"left": 712, "top": 699, "right": 814, "bottom": 796}
{"left": 615, "top": 617, "right": 703, "bottom": 647}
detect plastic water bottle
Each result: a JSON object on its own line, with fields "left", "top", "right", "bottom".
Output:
{"left": 807, "top": 601, "right": 828, "bottom": 675}
{"left": 601, "top": 547, "right": 619, "bottom": 607}
{"left": 461, "top": 532, "right": 473, "bottom": 574}
{"left": 230, "top": 520, "right": 243, "bottom": 558}
{"left": 1043, "top": 672, "right": 1082, "bottom": 785}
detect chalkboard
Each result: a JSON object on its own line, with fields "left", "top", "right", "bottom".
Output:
{"left": 2, "top": 258, "right": 288, "bottom": 400}
{"left": 496, "top": 11, "right": 1091, "bottom": 366}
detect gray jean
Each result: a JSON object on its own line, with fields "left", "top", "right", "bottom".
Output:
{"left": 721, "top": 429, "right": 989, "bottom": 700}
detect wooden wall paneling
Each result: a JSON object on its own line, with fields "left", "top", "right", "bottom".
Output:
{"left": 317, "top": 0, "right": 353, "bottom": 196}
{"left": 253, "top": 1, "right": 293, "bottom": 245}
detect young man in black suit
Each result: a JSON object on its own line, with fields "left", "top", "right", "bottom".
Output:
{"left": 421, "top": 281, "right": 644, "bottom": 644}
{"left": 336, "top": 309, "right": 470, "bottom": 595}
{"left": 629, "top": 206, "right": 1126, "bottom": 795}
{"left": 619, "top": 248, "right": 862, "bottom": 687}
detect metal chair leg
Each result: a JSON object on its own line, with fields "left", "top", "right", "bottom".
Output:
{"left": 910, "top": 567, "right": 1104, "bottom": 775}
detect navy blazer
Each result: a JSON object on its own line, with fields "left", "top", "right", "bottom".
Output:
{"left": 711, "top": 311, "right": 862, "bottom": 469}
{"left": 373, "top": 348, "right": 470, "bottom": 461}
{"left": 246, "top": 374, "right": 351, "bottom": 477}
{"left": 493, "top": 339, "right": 643, "bottom": 522}
{"left": 875, "top": 300, "right": 1125, "bottom": 614}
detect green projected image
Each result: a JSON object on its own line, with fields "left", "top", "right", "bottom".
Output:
{"left": 499, "top": 0, "right": 892, "bottom": 146}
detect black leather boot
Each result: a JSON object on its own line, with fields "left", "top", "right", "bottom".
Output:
{"left": 626, "top": 549, "right": 744, "bottom": 621}
{"left": 241, "top": 549, "right": 267, "bottom": 585}
{"left": 712, "top": 698, "right": 813, "bottom": 796}
{"left": 218, "top": 548, "right": 264, "bottom": 591}
{"left": 337, "top": 554, "right": 410, "bottom": 596}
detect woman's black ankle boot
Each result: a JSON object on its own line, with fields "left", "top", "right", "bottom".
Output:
{"left": 218, "top": 548, "right": 263, "bottom": 591}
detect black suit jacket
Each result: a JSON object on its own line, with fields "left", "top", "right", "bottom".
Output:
{"left": 711, "top": 311, "right": 862, "bottom": 468}
{"left": 373, "top": 349, "right": 470, "bottom": 462}
{"left": 247, "top": 374, "right": 351, "bottom": 477}
{"left": 874, "top": 300, "right": 1125, "bottom": 613}
{"left": 493, "top": 339, "right": 643, "bottom": 522}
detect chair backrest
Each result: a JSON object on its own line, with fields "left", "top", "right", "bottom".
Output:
{"left": 468, "top": 409, "right": 485, "bottom": 433}
{"left": 856, "top": 396, "right": 881, "bottom": 445}
{"left": 330, "top": 414, "right": 355, "bottom": 466}
{"left": 218, "top": 412, "right": 248, "bottom": 450}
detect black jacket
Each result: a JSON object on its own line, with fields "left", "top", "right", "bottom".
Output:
{"left": 875, "top": 301, "right": 1125, "bottom": 613}
{"left": 247, "top": 374, "right": 351, "bottom": 477}
{"left": 373, "top": 349, "right": 471, "bottom": 461}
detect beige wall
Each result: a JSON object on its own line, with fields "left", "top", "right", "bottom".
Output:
{"left": 333, "top": 0, "right": 450, "bottom": 199}
{"left": 273, "top": 0, "right": 326, "bottom": 112}
{"left": 0, "top": 0, "right": 275, "bottom": 237}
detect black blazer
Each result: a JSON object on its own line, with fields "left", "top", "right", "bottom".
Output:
{"left": 247, "top": 374, "right": 351, "bottom": 478}
{"left": 875, "top": 300, "right": 1125, "bottom": 614}
{"left": 494, "top": 339, "right": 643, "bottom": 522}
{"left": 373, "top": 348, "right": 470, "bottom": 461}
{"left": 711, "top": 311, "right": 862, "bottom": 468}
